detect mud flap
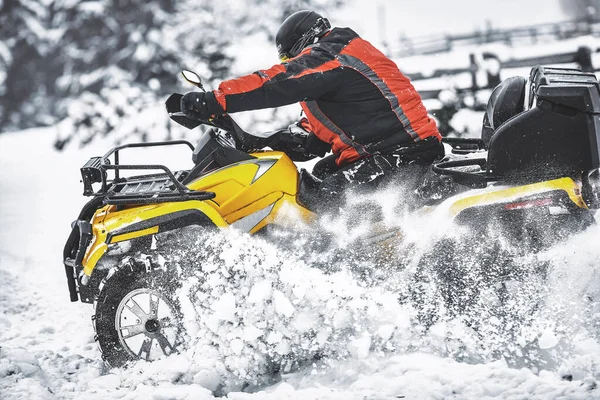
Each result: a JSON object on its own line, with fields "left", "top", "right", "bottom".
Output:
{"left": 63, "top": 220, "right": 93, "bottom": 302}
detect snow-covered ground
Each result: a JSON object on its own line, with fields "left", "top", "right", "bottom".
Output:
{"left": 3, "top": 112, "right": 600, "bottom": 400}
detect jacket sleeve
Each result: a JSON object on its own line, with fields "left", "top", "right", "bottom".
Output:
{"left": 208, "top": 48, "right": 345, "bottom": 114}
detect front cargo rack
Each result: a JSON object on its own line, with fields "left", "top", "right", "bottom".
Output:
{"left": 80, "top": 140, "right": 215, "bottom": 205}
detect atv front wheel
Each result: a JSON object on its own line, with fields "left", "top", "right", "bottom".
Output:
{"left": 93, "top": 257, "right": 185, "bottom": 367}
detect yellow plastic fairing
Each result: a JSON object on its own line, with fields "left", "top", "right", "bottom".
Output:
{"left": 78, "top": 151, "right": 591, "bottom": 280}
{"left": 188, "top": 152, "right": 299, "bottom": 214}
{"left": 448, "top": 177, "right": 586, "bottom": 217}
{"left": 81, "top": 151, "right": 313, "bottom": 277}
{"left": 82, "top": 200, "right": 227, "bottom": 276}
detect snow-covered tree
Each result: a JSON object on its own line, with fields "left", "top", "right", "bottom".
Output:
{"left": 0, "top": 0, "right": 59, "bottom": 129}
{"left": 0, "top": 0, "right": 343, "bottom": 148}
{"left": 559, "top": 0, "right": 600, "bottom": 21}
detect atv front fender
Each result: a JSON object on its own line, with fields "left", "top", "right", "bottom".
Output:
{"left": 82, "top": 200, "right": 226, "bottom": 277}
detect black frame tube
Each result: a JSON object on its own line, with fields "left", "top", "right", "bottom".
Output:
{"left": 442, "top": 137, "right": 487, "bottom": 150}
{"left": 102, "top": 140, "right": 194, "bottom": 181}
{"left": 102, "top": 140, "right": 195, "bottom": 159}
{"left": 102, "top": 164, "right": 189, "bottom": 195}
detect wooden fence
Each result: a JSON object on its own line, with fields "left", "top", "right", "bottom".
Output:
{"left": 393, "top": 18, "right": 600, "bottom": 57}
{"left": 394, "top": 19, "right": 600, "bottom": 135}
{"left": 406, "top": 45, "right": 598, "bottom": 101}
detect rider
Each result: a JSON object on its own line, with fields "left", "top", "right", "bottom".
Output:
{"left": 180, "top": 10, "right": 444, "bottom": 212}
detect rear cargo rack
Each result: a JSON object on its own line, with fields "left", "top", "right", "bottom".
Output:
{"left": 80, "top": 140, "right": 215, "bottom": 205}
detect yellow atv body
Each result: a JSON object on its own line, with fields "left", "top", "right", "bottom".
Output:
{"left": 79, "top": 151, "right": 313, "bottom": 278}
{"left": 65, "top": 139, "right": 591, "bottom": 303}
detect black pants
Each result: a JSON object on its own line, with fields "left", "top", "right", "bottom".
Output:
{"left": 304, "top": 137, "right": 445, "bottom": 213}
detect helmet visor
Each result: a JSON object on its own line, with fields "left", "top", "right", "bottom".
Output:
{"left": 279, "top": 51, "right": 291, "bottom": 63}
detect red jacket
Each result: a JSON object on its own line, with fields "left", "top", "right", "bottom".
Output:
{"left": 205, "top": 28, "right": 441, "bottom": 166}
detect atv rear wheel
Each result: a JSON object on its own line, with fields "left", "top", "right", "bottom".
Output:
{"left": 93, "top": 257, "right": 185, "bottom": 367}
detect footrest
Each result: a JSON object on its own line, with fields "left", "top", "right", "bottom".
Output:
{"left": 432, "top": 157, "right": 490, "bottom": 188}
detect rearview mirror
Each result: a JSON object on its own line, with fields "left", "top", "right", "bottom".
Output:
{"left": 181, "top": 69, "right": 204, "bottom": 90}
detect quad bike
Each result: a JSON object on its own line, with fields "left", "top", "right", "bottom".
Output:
{"left": 63, "top": 66, "right": 600, "bottom": 367}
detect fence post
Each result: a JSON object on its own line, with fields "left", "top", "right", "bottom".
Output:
{"left": 482, "top": 52, "right": 501, "bottom": 88}
{"left": 530, "top": 28, "right": 537, "bottom": 44}
{"left": 575, "top": 46, "right": 593, "bottom": 72}
{"left": 554, "top": 24, "right": 564, "bottom": 40}
{"left": 402, "top": 37, "right": 415, "bottom": 57}
{"left": 469, "top": 53, "right": 478, "bottom": 90}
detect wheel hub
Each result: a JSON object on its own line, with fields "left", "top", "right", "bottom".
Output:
{"left": 115, "top": 288, "right": 179, "bottom": 361}
{"left": 145, "top": 318, "right": 161, "bottom": 333}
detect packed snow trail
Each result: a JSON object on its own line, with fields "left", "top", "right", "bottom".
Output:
{"left": 2, "top": 128, "right": 600, "bottom": 399}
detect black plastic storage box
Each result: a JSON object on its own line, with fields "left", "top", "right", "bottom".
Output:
{"left": 486, "top": 66, "right": 600, "bottom": 181}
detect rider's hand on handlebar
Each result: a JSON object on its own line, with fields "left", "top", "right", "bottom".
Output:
{"left": 180, "top": 91, "right": 224, "bottom": 121}
{"left": 282, "top": 118, "right": 312, "bottom": 148}
{"left": 272, "top": 118, "right": 329, "bottom": 157}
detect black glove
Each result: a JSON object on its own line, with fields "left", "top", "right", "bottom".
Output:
{"left": 303, "top": 132, "right": 330, "bottom": 157}
{"left": 265, "top": 121, "right": 330, "bottom": 161}
{"left": 279, "top": 121, "right": 311, "bottom": 149}
{"left": 180, "top": 91, "right": 224, "bottom": 121}
{"left": 236, "top": 132, "right": 272, "bottom": 153}
{"left": 236, "top": 122, "right": 310, "bottom": 153}
{"left": 284, "top": 118, "right": 330, "bottom": 157}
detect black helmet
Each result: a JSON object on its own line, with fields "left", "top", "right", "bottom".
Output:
{"left": 275, "top": 10, "right": 331, "bottom": 62}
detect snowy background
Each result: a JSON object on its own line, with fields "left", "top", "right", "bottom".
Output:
{"left": 4, "top": 0, "right": 600, "bottom": 399}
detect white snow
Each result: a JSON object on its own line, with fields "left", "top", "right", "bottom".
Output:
{"left": 272, "top": 290, "right": 296, "bottom": 318}
{"left": 211, "top": 292, "right": 238, "bottom": 322}
{"left": 3, "top": 126, "right": 600, "bottom": 399}
{"left": 0, "top": 119, "right": 600, "bottom": 399}
{"left": 4, "top": 16, "right": 600, "bottom": 397}
{"left": 539, "top": 328, "right": 559, "bottom": 350}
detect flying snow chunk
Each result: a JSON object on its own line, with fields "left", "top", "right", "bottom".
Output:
{"left": 538, "top": 328, "right": 559, "bottom": 349}
{"left": 332, "top": 308, "right": 352, "bottom": 330}
{"left": 212, "top": 292, "right": 237, "bottom": 322}
{"left": 248, "top": 280, "right": 272, "bottom": 304}
{"left": 229, "top": 338, "right": 244, "bottom": 355}
{"left": 267, "top": 330, "right": 283, "bottom": 344}
{"left": 242, "top": 325, "right": 263, "bottom": 341}
{"left": 273, "top": 290, "right": 295, "bottom": 318}
{"left": 376, "top": 324, "right": 395, "bottom": 342}
{"left": 193, "top": 369, "right": 222, "bottom": 392}
{"left": 349, "top": 334, "right": 372, "bottom": 359}
{"left": 292, "top": 311, "right": 319, "bottom": 331}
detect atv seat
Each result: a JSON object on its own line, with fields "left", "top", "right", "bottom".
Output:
{"left": 481, "top": 76, "right": 526, "bottom": 146}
